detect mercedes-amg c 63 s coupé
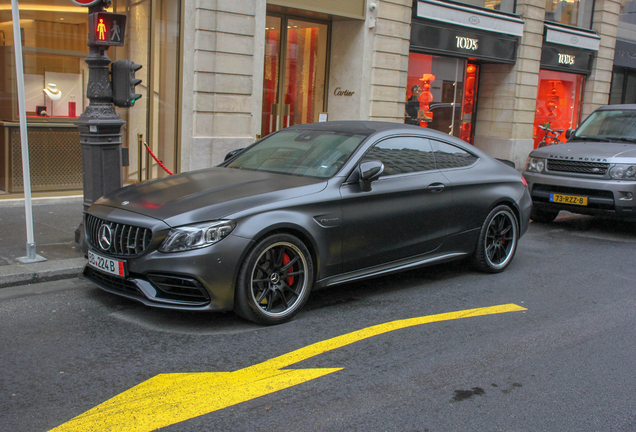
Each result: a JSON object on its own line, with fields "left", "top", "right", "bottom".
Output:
{"left": 80, "top": 121, "right": 531, "bottom": 324}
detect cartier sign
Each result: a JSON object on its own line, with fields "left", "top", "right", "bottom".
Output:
{"left": 558, "top": 53, "right": 575, "bottom": 65}
{"left": 334, "top": 87, "right": 355, "bottom": 97}
{"left": 456, "top": 36, "right": 478, "bottom": 51}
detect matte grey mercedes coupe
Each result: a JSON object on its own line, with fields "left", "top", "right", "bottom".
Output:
{"left": 80, "top": 121, "right": 531, "bottom": 324}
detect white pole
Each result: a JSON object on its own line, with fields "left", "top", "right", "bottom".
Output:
{"left": 11, "top": 0, "right": 45, "bottom": 263}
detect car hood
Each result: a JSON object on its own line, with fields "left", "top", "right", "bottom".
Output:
{"left": 94, "top": 167, "right": 326, "bottom": 226}
{"left": 531, "top": 141, "right": 636, "bottom": 161}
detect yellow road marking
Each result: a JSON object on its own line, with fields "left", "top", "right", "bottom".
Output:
{"left": 50, "top": 303, "right": 526, "bottom": 432}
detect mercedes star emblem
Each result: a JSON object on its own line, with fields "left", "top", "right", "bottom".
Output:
{"left": 98, "top": 224, "right": 113, "bottom": 251}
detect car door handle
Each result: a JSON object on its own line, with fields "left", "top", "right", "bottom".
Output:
{"left": 427, "top": 183, "right": 445, "bottom": 193}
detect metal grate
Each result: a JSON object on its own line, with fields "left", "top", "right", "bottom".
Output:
{"left": 86, "top": 214, "right": 152, "bottom": 257}
{"left": 9, "top": 127, "right": 82, "bottom": 192}
{"left": 547, "top": 159, "right": 609, "bottom": 175}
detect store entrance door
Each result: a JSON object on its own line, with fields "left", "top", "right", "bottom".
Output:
{"left": 113, "top": 0, "right": 181, "bottom": 183}
{"left": 261, "top": 15, "right": 328, "bottom": 138}
{"left": 406, "top": 53, "right": 479, "bottom": 144}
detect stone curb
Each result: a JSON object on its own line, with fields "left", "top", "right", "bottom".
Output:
{"left": 0, "top": 258, "right": 87, "bottom": 288}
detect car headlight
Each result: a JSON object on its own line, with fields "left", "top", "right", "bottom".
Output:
{"left": 609, "top": 164, "right": 636, "bottom": 180}
{"left": 526, "top": 157, "right": 546, "bottom": 173}
{"left": 159, "top": 220, "right": 236, "bottom": 252}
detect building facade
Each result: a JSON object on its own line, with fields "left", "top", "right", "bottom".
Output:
{"left": 0, "top": 0, "right": 630, "bottom": 197}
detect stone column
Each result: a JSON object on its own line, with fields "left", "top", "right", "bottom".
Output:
{"left": 581, "top": 0, "right": 621, "bottom": 117}
{"left": 473, "top": 0, "right": 545, "bottom": 168}
{"left": 368, "top": 0, "right": 412, "bottom": 122}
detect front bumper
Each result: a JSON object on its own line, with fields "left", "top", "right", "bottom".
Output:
{"left": 83, "top": 232, "right": 254, "bottom": 311}
{"left": 523, "top": 171, "right": 636, "bottom": 218}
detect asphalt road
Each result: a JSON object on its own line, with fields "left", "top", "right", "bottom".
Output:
{"left": 1, "top": 214, "right": 636, "bottom": 432}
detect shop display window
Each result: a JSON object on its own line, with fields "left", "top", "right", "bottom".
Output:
{"left": 545, "top": 0, "right": 594, "bottom": 29}
{"left": 532, "top": 69, "right": 585, "bottom": 149}
{"left": 406, "top": 52, "right": 479, "bottom": 144}
{"left": 0, "top": 0, "right": 89, "bottom": 121}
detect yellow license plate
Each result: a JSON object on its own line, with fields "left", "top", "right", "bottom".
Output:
{"left": 550, "top": 193, "right": 588, "bottom": 206}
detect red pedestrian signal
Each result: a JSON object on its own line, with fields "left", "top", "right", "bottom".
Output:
{"left": 88, "top": 12, "right": 127, "bottom": 47}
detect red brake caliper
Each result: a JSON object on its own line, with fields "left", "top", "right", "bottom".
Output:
{"left": 282, "top": 253, "right": 294, "bottom": 286}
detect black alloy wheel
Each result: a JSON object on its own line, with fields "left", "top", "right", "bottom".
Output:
{"left": 234, "top": 233, "right": 313, "bottom": 325}
{"left": 472, "top": 205, "right": 519, "bottom": 273}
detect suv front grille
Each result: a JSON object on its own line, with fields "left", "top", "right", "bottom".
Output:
{"left": 547, "top": 159, "right": 609, "bottom": 175}
{"left": 86, "top": 214, "right": 152, "bottom": 257}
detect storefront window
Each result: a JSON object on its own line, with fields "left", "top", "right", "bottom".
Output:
{"left": 545, "top": 0, "right": 595, "bottom": 29}
{"left": 533, "top": 69, "right": 585, "bottom": 148}
{"left": 609, "top": 68, "right": 636, "bottom": 104}
{"left": 0, "top": 0, "right": 181, "bottom": 195}
{"left": 406, "top": 52, "right": 479, "bottom": 144}
{"left": 261, "top": 15, "right": 328, "bottom": 138}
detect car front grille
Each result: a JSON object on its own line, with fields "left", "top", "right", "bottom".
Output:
{"left": 547, "top": 159, "right": 609, "bottom": 175}
{"left": 86, "top": 214, "right": 152, "bottom": 257}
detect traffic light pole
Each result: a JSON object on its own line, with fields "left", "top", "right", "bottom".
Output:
{"left": 76, "top": 0, "right": 125, "bottom": 215}
{"left": 75, "top": 0, "right": 125, "bottom": 242}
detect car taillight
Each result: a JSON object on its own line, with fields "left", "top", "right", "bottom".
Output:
{"left": 521, "top": 177, "right": 528, "bottom": 188}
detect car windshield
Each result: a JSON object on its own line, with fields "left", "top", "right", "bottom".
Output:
{"left": 226, "top": 129, "right": 366, "bottom": 178}
{"left": 573, "top": 109, "right": 636, "bottom": 142}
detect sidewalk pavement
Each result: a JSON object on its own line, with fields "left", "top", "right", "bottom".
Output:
{"left": 0, "top": 196, "right": 87, "bottom": 288}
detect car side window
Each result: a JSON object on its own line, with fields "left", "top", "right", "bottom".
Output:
{"left": 365, "top": 137, "right": 435, "bottom": 176}
{"left": 430, "top": 140, "right": 478, "bottom": 169}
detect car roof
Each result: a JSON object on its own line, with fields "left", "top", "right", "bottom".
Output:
{"left": 289, "top": 120, "right": 457, "bottom": 141}
{"left": 597, "top": 104, "right": 636, "bottom": 111}
{"left": 289, "top": 121, "right": 422, "bottom": 135}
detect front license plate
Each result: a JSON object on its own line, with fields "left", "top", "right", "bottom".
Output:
{"left": 550, "top": 193, "right": 588, "bottom": 206}
{"left": 88, "top": 250, "right": 125, "bottom": 277}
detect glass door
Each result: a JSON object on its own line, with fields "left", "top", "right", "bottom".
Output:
{"left": 112, "top": 0, "right": 181, "bottom": 183}
{"left": 406, "top": 53, "right": 479, "bottom": 144}
{"left": 261, "top": 15, "right": 328, "bottom": 138}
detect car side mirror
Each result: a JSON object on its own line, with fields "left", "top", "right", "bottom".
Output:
{"left": 224, "top": 148, "right": 244, "bottom": 161}
{"left": 358, "top": 160, "right": 384, "bottom": 192}
{"left": 565, "top": 128, "right": 575, "bottom": 140}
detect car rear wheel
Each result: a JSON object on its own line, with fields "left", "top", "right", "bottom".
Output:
{"left": 472, "top": 205, "right": 519, "bottom": 273}
{"left": 530, "top": 207, "right": 559, "bottom": 223}
{"left": 234, "top": 234, "right": 313, "bottom": 325}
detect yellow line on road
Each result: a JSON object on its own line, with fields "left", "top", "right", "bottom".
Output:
{"left": 49, "top": 303, "right": 526, "bottom": 432}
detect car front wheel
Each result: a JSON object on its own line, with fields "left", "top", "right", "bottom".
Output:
{"left": 472, "top": 205, "right": 519, "bottom": 273}
{"left": 234, "top": 233, "right": 313, "bottom": 325}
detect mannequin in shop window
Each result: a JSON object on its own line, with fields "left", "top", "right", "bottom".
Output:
{"left": 405, "top": 85, "right": 422, "bottom": 125}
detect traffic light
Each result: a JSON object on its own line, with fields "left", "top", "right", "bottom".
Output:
{"left": 111, "top": 60, "right": 143, "bottom": 108}
{"left": 88, "top": 12, "right": 127, "bottom": 47}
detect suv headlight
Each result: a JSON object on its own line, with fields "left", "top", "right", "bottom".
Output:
{"left": 610, "top": 164, "right": 636, "bottom": 180}
{"left": 526, "top": 157, "right": 546, "bottom": 173}
{"left": 159, "top": 220, "right": 236, "bottom": 252}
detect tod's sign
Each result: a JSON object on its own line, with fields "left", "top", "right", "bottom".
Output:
{"left": 456, "top": 36, "right": 478, "bottom": 51}
{"left": 558, "top": 53, "right": 576, "bottom": 65}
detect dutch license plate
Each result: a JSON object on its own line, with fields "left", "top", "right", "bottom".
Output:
{"left": 550, "top": 193, "right": 588, "bottom": 206}
{"left": 88, "top": 250, "right": 125, "bottom": 277}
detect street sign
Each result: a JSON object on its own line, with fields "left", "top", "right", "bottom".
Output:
{"left": 88, "top": 12, "right": 126, "bottom": 47}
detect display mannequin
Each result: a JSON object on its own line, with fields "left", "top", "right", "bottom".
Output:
{"left": 43, "top": 83, "right": 62, "bottom": 116}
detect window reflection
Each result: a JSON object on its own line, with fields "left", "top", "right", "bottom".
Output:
{"left": 545, "top": 0, "right": 594, "bottom": 29}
